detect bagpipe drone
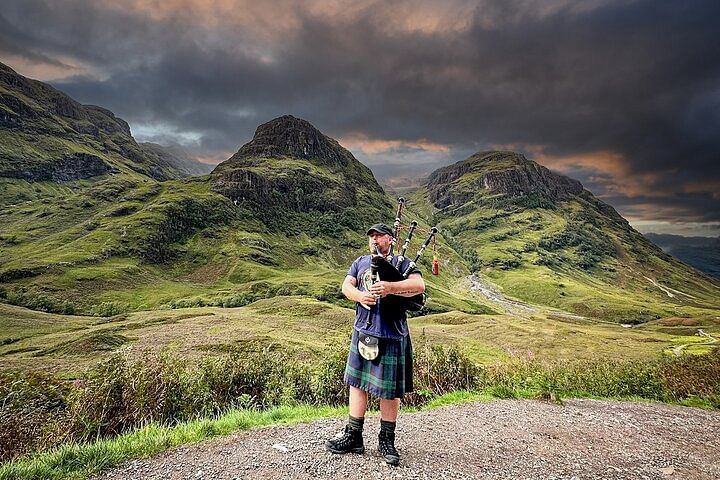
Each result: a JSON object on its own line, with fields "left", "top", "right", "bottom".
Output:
{"left": 366, "top": 197, "right": 440, "bottom": 312}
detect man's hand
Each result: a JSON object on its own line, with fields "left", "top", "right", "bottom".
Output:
{"left": 358, "top": 292, "right": 377, "bottom": 307}
{"left": 368, "top": 281, "right": 393, "bottom": 298}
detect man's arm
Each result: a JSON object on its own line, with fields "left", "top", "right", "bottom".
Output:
{"left": 342, "top": 275, "right": 377, "bottom": 306}
{"left": 369, "top": 273, "right": 425, "bottom": 298}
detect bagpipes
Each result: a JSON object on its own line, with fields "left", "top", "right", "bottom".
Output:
{"left": 367, "top": 197, "right": 440, "bottom": 312}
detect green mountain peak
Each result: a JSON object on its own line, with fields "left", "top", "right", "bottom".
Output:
{"left": 427, "top": 150, "right": 584, "bottom": 210}
{"left": 210, "top": 115, "right": 389, "bottom": 223}
{"left": 0, "top": 62, "right": 209, "bottom": 182}
{"left": 222, "top": 115, "right": 356, "bottom": 168}
{"left": 0, "top": 72, "right": 718, "bottom": 327}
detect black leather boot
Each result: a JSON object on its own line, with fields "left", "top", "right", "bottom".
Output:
{"left": 378, "top": 430, "right": 400, "bottom": 465}
{"left": 325, "top": 425, "right": 365, "bottom": 454}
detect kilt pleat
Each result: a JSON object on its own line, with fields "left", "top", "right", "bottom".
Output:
{"left": 343, "top": 328, "right": 413, "bottom": 399}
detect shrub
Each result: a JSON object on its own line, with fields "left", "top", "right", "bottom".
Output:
{"left": 137, "top": 197, "right": 235, "bottom": 263}
{"left": 2, "top": 343, "right": 718, "bottom": 462}
{"left": 660, "top": 349, "right": 720, "bottom": 407}
{"left": 2, "top": 289, "right": 76, "bottom": 315}
{"left": 314, "top": 284, "right": 343, "bottom": 303}
{"left": 312, "top": 343, "right": 350, "bottom": 406}
{"left": 68, "top": 351, "right": 199, "bottom": 439}
{"left": 0, "top": 372, "right": 72, "bottom": 461}
{"left": 89, "top": 301, "right": 130, "bottom": 317}
{"left": 0, "top": 234, "right": 19, "bottom": 245}
{"left": 406, "top": 340, "right": 481, "bottom": 406}
{"left": 220, "top": 294, "right": 253, "bottom": 308}
{"left": 486, "top": 257, "right": 522, "bottom": 270}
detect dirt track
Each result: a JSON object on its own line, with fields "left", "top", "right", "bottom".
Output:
{"left": 96, "top": 399, "right": 720, "bottom": 480}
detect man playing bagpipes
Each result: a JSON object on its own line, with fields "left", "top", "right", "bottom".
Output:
{"left": 326, "top": 206, "right": 438, "bottom": 466}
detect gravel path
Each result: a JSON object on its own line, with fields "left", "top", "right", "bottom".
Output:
{"left": 468, "top": 273, "right": 539, "bottom": 316}
{"left": 96, "top": 399, "right": 720, "bottom": 480}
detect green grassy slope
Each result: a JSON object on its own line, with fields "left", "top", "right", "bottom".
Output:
{"left": 0, "top": 172, "right": 488, "bottom": 317}
{"left": 3, "top": 297, "right": 717, "bottom": 376}
{"left": 1, "top": 61, "right": 718, "bottom": 360}
{"left": 2, "top": 148, "right": 718, "bottom": 328}
{"left": 409, "top": 151, "right": 720, "bottom": 323}
{"left": 0, "top": 112, "right": 488, "bottom": 318}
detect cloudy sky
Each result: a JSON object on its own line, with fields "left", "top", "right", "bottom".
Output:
{"left": 2, "top": 0, "right": 719, "bottom": 236}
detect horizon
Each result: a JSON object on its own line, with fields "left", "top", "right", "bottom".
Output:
{"left": 2, "top": 0, "right": 719, "bottom": 237}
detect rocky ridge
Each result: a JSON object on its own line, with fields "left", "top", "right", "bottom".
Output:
{"left": 210, "top": 115, "right": 389, "bottom": 218}
{"left": 4, "top": 152, "right": 118, "bottom": 182}
{"left": 0, "top": 62, "right": 206, "bottom": 182}
{"left": 139, "top": 143, "right": 214, "bottom": 177}
{"left": 228, "top": 115, "right": 356, "bottom": 168}
{"left": 427, "top": 151, "right": 584, "bottom": 209}
{"left": 0, "top": 63, "right": 131, "bottom": 136}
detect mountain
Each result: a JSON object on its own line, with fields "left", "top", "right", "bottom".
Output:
{"left": 645, "top": 233, "right": 720, "bottom": 279}
{"left": 0, "top": 62, "right": 203, "bottom": 182}
{"left": 402, "top": 151, "right": 720, "bottom": 322}
{"left": 0, "top": 64, "right": 718, "bottom": 324}
{"left": 0, "top": 68, "right": 481, "bottom": 317}
{"left": 138, "top": 143, "right": 214, "bottom": 177}
{"left": 210, "top": 115, "right": 390, "bottom": 233}
{"left": 428, "top": 151, "right": 584, "bottom": 208}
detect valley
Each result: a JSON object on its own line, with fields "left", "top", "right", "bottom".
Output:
{"left": 0, "top": 61, "right": 718, "bottom": 376}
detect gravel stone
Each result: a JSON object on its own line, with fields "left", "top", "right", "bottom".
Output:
{"left": 94, "top": 399, "right": 720, "bottom": 480}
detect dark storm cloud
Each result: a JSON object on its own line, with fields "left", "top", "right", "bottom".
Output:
{"left": 1, "top": 0, "right": 719, "bottom": 227}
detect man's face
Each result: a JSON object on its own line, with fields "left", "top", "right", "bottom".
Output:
{"left": 368, "top": 232, "right": 392, "bottom": 255}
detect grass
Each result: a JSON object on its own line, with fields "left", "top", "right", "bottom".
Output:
{"left": 0, "top": 175, "right": 488, "bottom": 317}
{"left": 2, "top": 154, "right": 719, "bottom": 325}
{"left": 0, "top": 403, "right": 347, "bottom": 480}
{"left": 2, "top": 297, "right": 718, "bottom": 375}
{"left": 402, "top": 178, "right": 720, "bottom": 323}
{"left": 4, "top": 311, "right": 716, "bottom": 454}
{"left": 0, "top": 299, "right": 352, "bottom": 375}
{"left": 2, "top": 374, "right": 718, "bottom": 480}
{"left": 1, "top": 143, "right": 720, "bottom": 477}
{"left": 1, "top": 299, "right": 718, "bottom": 478}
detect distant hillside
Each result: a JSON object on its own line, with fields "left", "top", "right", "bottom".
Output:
{"left": 402, "top": 151, "right": 720, "bottom": 322}
{"left": 139, "top": 143, "right": 214, "bottom": 177}
{"left": 645, "top": 233, "right": 720, "bottom": 279}
{"left": 0, "top": 92, "right": 481, "bottom": 317}
{"left": 0, "top": 63, "right": 718, "bottom": 324}
{"left": 0, "top": 62, "right": 204, "bottom": 182}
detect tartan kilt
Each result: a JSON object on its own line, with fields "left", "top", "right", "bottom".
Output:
{"left": 343, "top": 329, "right": 413, "bottom": 400}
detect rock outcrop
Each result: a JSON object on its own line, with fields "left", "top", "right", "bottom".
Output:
{"left": 212, "top": 167, "right": 356, "bottom": 212}
{"left": 229, "top": 115, "right": 356, "bottom": 168}
{"left": 211, "top": 115, "right": 388, "bottom": 218}
{"left": 427, "top": 151, "right": 583, "bottom": 209}
{"left": 0, "top": 152, "right": 117, "bottom": 182}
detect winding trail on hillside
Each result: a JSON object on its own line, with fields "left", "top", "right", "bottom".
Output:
{"left": 467, "top": 274, "right": 586, "bottom": 321}
{"left": 467, "top": 273, "right": 538, "bottom": 316}
{"left": 643, "top": 276, "right": 697, "bottom": 300}
{"left": 671, "top": 329, "right": 719, "bottom": 356}
{"left": 95, "top": 399, "right": 720, "bottom": 480}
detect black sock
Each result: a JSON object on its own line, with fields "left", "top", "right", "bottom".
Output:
{"left": 380, "top": 419, "right": 396, "bottom": 435}
{"left": 348, "top": 415, "right": 364, "bottom": 431}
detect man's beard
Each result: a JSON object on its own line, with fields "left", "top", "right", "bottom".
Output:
{"left": 370, "top": 243, "right": 388, "bottom": 255}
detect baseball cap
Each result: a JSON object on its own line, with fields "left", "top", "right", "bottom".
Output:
{"left": 366, "top": 223, "right": 394, "bottom": 236}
